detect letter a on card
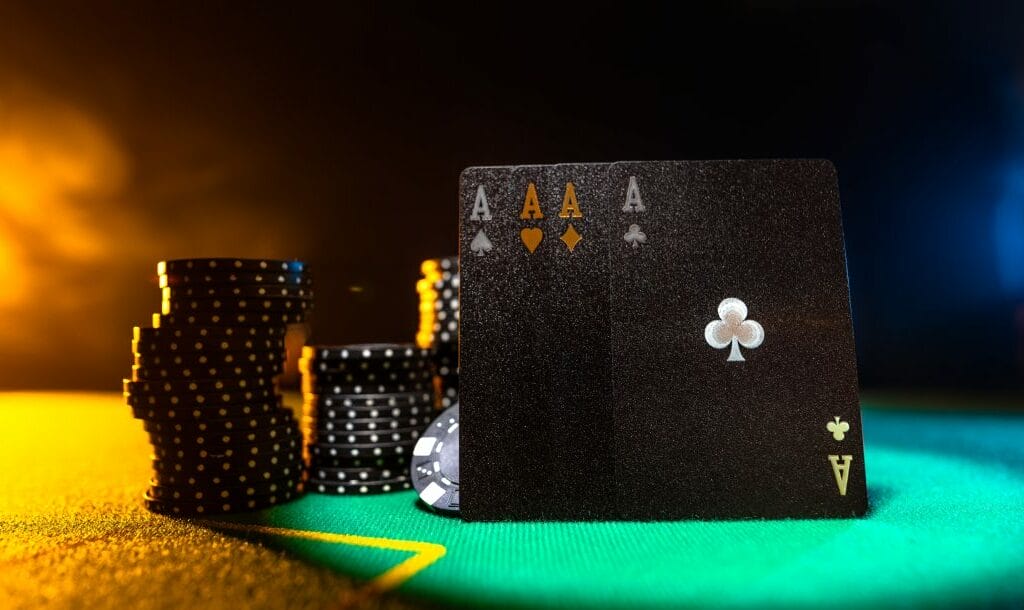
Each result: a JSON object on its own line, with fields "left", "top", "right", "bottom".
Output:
{"left": 470, "top": 185, "right": 492, "bottom": 221}
{"left": 520, "top": 183, "right": 544, "bottom": 219}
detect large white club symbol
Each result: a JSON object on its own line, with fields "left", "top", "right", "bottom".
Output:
{"left": 704, "top": 297, "right": 765, "bottom": 362}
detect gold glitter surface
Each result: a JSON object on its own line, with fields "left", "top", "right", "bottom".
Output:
{"left": 0, "top": 392, "right": 425, "bottom": 610}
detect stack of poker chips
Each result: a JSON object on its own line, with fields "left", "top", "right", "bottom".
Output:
{"left": 124, "top": 258, "right": 312, "bottom": 516}
{"left": 415, "top": 256, "right": 459, "bottom": 408}
{"left": 299, "top": 344, "right": 434, "bottom": 494}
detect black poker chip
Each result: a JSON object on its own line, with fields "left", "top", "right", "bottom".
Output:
{"left": 162, "top": 284, "right": 314, "bottom": 301}
{"left": 305, "top": 477, "right": 411, "bottom": 495}
{"left": 153, "top": 311, "right": 307, "bottom": 328}
{"left": 300, "top": 367, "right": 433, "bottom": 387}
{"left": 301, "top": 415, "right": 428, "bottom": 432}
{"left": 303, "top": 378, "right": 431, "bottom": 395}
{"left": 133, "top": 350, "right": 285, "bottom": 368}
{"left": 301, "top": 344, "right": 430, "bottom": 362}
{"left": 125, "top": 387, "right": 277, "bottom": 409}
{"left": 304, "top": 392, "right": 433, "bottom": 409}
{"left": 134, "top": 325, "right": 286, "bottom": 342}
{"left": 306, "top": 441, "right": 414, "bottom": 459}
{"left": 312, "top": 463, "right": 409, "bottom": 481}
{"left": 134, "top": 409, "right": 291, "bottom": 429}
{"left": 158, "top": 270, "right": 312, "bottom": 288}
{"left": 304, "top": 402, "right": 432, "bottom": 421}
{"left": 411, "top": 403, "right": 459, "bottom": 513}
{"left": 298, "top": 357, "right": 431, "bottom": 374}
{"left": 146, "top": 423, "right": 298, "bottom": 447}
{"left": 132, "top": 336, "right": 286, "bottom": 355}
{"left": 151, "top": 448, "right": 302, "bottom": 475}
{"left": 147, "top": 474, "right": 301, "bottom": 501}
{"left": 306, "top": 453, "right": 412, "bottom": 470}
{"left": 302, "top": 426, "right": 421, "bottom": 445}
{"left": 143, "top": 488, "right": 299, "bottom": 516}
{"left": 132, "top": 400, "right": 281, "bottom": 422}
{"left": 161, "top": 297, "right": 313, "bottom": 315}
{"left": 152, "top": 459, "right": 303, "bottom": 487}
{"left": 157, "top": 258, "right": 308, "bottom": 275}
{"left": 124, "top": 376, "right": 276, "bottom": 395}
{"left": 151, "top": 436, "right": 300, "bottom": 462}
{"left": 131, "top": 360, "right": 283, "bottom": 381}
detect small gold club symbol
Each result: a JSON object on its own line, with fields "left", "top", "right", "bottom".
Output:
{"left": 827, "top": 416, "right": 850, "bottom": 441}
{"left": 560, "top": 224, "right": 582, "bottom": 252}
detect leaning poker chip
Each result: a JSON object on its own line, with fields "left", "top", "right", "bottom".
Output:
{"left": 301, "top": 415, "right": 427, "bottom": 432}
{"left": 132, "top": 336, "right": 286, "bottom": 355}
{"left": 143, "top": 488, "right": 298, "bottom": 516}
{"left": 158, "top": 258, "right": 308, "bottom": 274}
{"left": 158, "top": 270, "right": 312, "bottom": 288}
{"left": 302, "top": 427, "right": 421, "bottom": 445}
{"left": 134, "top": 325, "right": 286, "bottom": 342}
{"left": 411, "top": 403, "right": 459, "bottom": 513}
{"left": 151, "top": 436, "right": 300, "bottom": 462}
{"left": 306, "top": 441, "right": 414, "bottom": 459}
{"left": 147, "top": 475, "right": 301, "bottom": 501}
{"left": 124, "top": 376, "right": 276, "bottom": 395}
{"left": 133, "top": 350, "right": 285, "bottom": 368}
{"left": 305, "top": 477, "right": 411, "bottom": 495}
{"left": 161, "top": 297, "right": 313, "bottom": 315}
{"left": 301, "top": 344, "right": 430, "bottom": 362}
{"left": 162, "top": 284, "right": 314, "bottom": 301}
{"left": 146, "top": 423, "right": 297, "bottom": 447}
{"left": 134, "top": 409, "right": 291, "bottom": 430}
{"left": 153, "top": 311, "right": 307, "bottom": 328}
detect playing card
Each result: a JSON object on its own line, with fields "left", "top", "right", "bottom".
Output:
{"left": 607, "top": 160, "right": 866, "bottom": 518}
{"left": 460, "top": 160, "right": 867, "bottom": 521}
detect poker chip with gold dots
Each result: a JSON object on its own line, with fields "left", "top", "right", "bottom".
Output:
{"left": 127, "top": 257, "right": 312, "bottom": 515}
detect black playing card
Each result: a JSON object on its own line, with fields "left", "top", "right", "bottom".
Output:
{"left": 460, "top": 160, "right": 867, "bottom": 521}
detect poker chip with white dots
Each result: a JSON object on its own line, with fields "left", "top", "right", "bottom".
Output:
{"left": 127, "top": 258, "right": 312, "bottom": 516}
{"left": 305, "top": 478, "right": 412, "bottom": 495}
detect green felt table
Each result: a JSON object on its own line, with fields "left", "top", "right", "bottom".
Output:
{"left": 2, "top": 392, "right": 1022, "bottom": 609}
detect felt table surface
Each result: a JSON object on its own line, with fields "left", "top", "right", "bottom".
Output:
{"left": 1, "top": 391, "right": 1022, "bottom": 609}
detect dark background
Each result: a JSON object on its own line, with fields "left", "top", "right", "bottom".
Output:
{"left": 0, "top": 2, "right": 1021, "bottom": 393}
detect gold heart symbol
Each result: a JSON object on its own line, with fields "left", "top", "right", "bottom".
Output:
{"left": 520, "top": 227, "right": 543, "bottom": 253}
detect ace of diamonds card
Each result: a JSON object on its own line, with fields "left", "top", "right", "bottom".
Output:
{"left": 459, "top": 160, "right": 867, "bottom": 521}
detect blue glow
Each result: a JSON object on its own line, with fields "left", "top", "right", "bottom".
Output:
{"left": 993, "top": 163, "right": 1024, "bottom": 296}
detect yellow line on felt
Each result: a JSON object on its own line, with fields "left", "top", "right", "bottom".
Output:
{"left": 204, "top": 520, "right": 447, "bottom": 594}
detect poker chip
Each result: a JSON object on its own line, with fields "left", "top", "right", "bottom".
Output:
{"left": 411, "top": 403, "right": 459, "bottom": 513}
{"left": 158, "top": 270, "right": 312, "bottom": 288}
{"left": 300, "top": 368, "right": 433, "bottom": 387}
{"left": 304, "top": 379, "right": 431, "bottom": 395}
{"left": 157, "top": 258, "right": 307, "bottom": 274}
{"left": 416, "top": 257, "right": 460, "bottom": 409}
{"left": 131, "top": 360, "right": 284, "bottom": 381}
{"left": 146, "top": 422, "right": 297, "bottom": 447}
{"left": 304, "top": 392, "right": 433, "bottom": 408}
{"left": 306, "top": 441, "right": 412, "bottom": 458}
{"left": 143, "top": 488, "right": 298, "bottom": 516}
{"left": 133, "top": 350, "right": 285, "bottom": 368}
{"left": 124, "top": 376, "right": 276, "bottom": 395}
{"left": 128, "top": 257, "right": 311, "bottom": 515}
{"left": 160, "top": 296, "right": 313, "bottom": 315}
{"left": 302, "top": 426, "right": 421, "bottom": 445}
{"left": 297, "top": 356, "right": 430, "bottom": 374}
{"left": 305, "top": 402, "right": 431, "bottom": 421}
{"left": 301, "top": 415, "right": 427, "bottom": 432}
{"left": 313, "top": 463, "right": 408, "bottom": 481}
{"left": 133, "top": 325, "right": 287, "bottom": 341}
{"left": 153, "top": 311, "right": 307, "bottom": 328}
{"left": 131, "top": 401, "right": 281, "bottom": 421}
{"left": 132, "top": 336, "right": 286, "bottom": 355}
{"left": 301, "top": 344, "right": 430, "bottom": 361}
{"left": 147, "top": 475, "right": 301, "bottom": 501}
{"left": 309, "top": 454, "right": 412, "bottom": 470}
{"left": 304, "top": 477, "right": 412, "bottom": 495}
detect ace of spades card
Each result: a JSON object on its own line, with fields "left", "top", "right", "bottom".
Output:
{"left": 459, "top": 160, "right": 867, "bottom": 521}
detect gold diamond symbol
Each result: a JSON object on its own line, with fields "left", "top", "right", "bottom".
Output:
{"left": 560, "top": 224, "right": 582, "bottom": 252}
